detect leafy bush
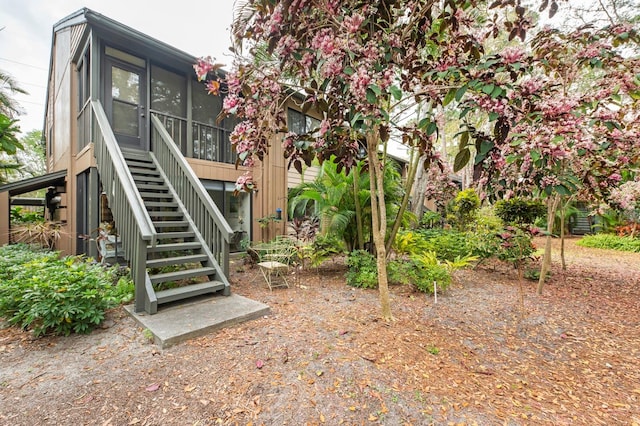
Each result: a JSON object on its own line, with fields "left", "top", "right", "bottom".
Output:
{"left": 393, "top": 230, "right": 430, "bottom": 256}
{"left": 494, "top": 198, "right": 546, "bottom": 225}
{"left": 309, "top": 233, "right": 346, "bottom": 267}
{"left": 10, "top": 207, "right": 45, "bottom": 224}
{"left": 465, "top": 206, "right": 504, "bottom": 260}
{"left": 448, "top": 188, "right": 480, "bottom": 230}
{"left": 419, "top": 210, "right": 441, "bottom": 229}
{"left": 416, "top": 229, "right": 473, "bottom": 262}
{"left": 0, "top": 244, "right": 133, "bottom": 337}
{"left": 388, "top": 258, "right": 423, "bottom": 286}
{"left": 576, "top": 234, "right": 640, "bottom": 253}
{"left": 409, "top": 251, "right": 452, "bottom": 293}
{"left": 495, "top": 226, "right": 536, "bottom": 267}
{"left": 345, "top": 250, "right": 378, "bottom": 289}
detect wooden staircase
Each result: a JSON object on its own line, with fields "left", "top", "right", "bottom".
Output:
{"left": 122, "top": 149, "right": 229, "bottom": 309}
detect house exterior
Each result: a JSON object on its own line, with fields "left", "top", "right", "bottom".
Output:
{"left": 0, "top": 8, "right": 306, "bottom": 314}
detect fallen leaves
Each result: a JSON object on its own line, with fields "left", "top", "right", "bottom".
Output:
{"left": 145, "top": 383, "right": 160, "bottom": 392}
{"left": 2, "top": 240, "right": 640, "bottom": 424}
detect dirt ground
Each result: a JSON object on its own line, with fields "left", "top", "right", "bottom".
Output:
{"left": 1, "top": 237, "right": 639, "bottom": 425}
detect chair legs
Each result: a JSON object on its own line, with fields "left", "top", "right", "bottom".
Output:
{"left": 259, "top": 263, "right": 290, "bottom": 290}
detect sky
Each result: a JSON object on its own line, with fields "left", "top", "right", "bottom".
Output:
{"left": 0, "top": 0, "right": 236, "bottom": 135}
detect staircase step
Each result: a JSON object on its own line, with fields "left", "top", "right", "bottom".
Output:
{"left": 147, "top": 241, "right": 201, "bottom": 253}
{"left": 153, "top": 221, "right": 189, "bottom": 229}
{"left": 145, "top": 201, "right": 178, "bottom": 208}
{"left": 121, "top": 149, "right": 149, "bottom": 160}
{"left": 146, "top": 254, "right": 208, "bottom": 268}
{"left": 126, "top": 159, "right": 156, "bottom": 169}
{"left": 148, "top": 211, "right": 184, "bottom": 218}
{"left": 139, "top": 191, "right": 173, "bottom": 199}
{"left": 130, "top": 167, "right": 161, "bottom": 176}
{"left": 157, "top": 231, "right": 196, "bottom": 239}
{"left": 150, "top": 267, "right": 216, "bottom": 284}
{"left": 137, "top": 183, "right": 169, "bottom": 191}
{"left": 133, "top": 175, "right": 165, "bottom": 183}
{"left": 155, "top": 281, "right": 226, "bottom": 305}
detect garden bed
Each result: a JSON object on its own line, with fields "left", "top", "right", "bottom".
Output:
{"left": 1, "top": 237, "right": 639, "bottom": 425}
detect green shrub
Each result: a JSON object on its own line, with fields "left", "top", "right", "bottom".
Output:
{"left": 414, "top": 264, "right": 451, "bottom": 293}
{"left": 388, "top": 258, "right": 423, "bottom": 286}
{"left": 0, "top": 244, "right": 133, "bottom": 337}
{"left": 410, "top": 251, "right": 452, "bottom": 293}
{"left": 393, "top": 230, "right": 430, "bottom": 256}
{"left": 494, "top": 198, "right": 546, "bottom": 225}
{"left": 10, "top": 207, "right": 45, "bottom": 224}
{"left": 464, "top": 206, "right": 504, "bottom": 261}
{"left": 419, "top": 210, "right": 441, "bottom": 229}
{"left": 448, "top": 188, "right": 481, "bottom": 230}
{"left": 310, "top": 234, "right": 345, "bottom": 267}
{"left": 495, "top": 226, "right": 536, "bottom": 267}
{"left": 345, "top": 250, "right": 378, "bottom": 289}
{"left": 576, "top": 234, "right": 640, "bottom": 253}
{"left": 416, "top": 229, "right": 473, "bottom": 262}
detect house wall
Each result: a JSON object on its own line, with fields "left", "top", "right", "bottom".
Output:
{"left": 43, "top": 15, "right": 322, "bottom": 256}
{"left": 47, "top": 27, "right": 74, "bottom": 254}
{"left": 45, "top": 24, "right": 96, "bottom": 256}
{"left": 287, "top": 163, "right": 320, "bottom": 189}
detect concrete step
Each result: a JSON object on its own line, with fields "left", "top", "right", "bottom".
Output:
{"left": 155, "top": 281, "right": 226, "bottom": 305}
{"left": 146, "top": 254, "right": 208, "bottom": 268}
{"left": 124, "top": 294, "right": 270, "bottom": 348}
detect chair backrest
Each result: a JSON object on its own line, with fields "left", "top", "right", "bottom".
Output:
{"left": 252, "top": 239, "right": 298, "bottom": 265}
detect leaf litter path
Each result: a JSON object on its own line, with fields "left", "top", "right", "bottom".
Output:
{"left": 1, "top": 238, "right": 639, "bottom": 425}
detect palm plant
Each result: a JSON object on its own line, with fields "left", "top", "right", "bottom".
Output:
{"left": 0, "top": 70, "right": 27, "bottom": 118}
{"left": 288, "top": 156, "right": 406, "bottom": 251}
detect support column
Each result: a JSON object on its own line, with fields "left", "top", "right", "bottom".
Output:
{"left": 87, "top": 167, "right": 100, "bottom": 259}
{"left": 0, "top": 192, "right": 10, "bottom": 246}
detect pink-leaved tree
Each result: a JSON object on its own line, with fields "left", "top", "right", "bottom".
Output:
{"left": 454, "top": 22, "right": 640, "bottom": 293}
{"left": 193, "top": 0, "right": 577, "bottom": 319}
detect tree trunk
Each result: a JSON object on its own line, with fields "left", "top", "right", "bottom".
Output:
{"left": 367, "top": 130, "right": 392, "bottom": 321}
{"left": 560, "top": 199, "right": 567, "bottom": 271}
{"left": 385, "top": 148, "right": 419, "bottom": 254}
{"left": 537, "top": 194, "right": 560, "bottom": 295}
{"left": 411, "top": 154, "right": 428, "bottom": 223}
{"left": 352, "top": 165, "right": 364, "bottom": 250}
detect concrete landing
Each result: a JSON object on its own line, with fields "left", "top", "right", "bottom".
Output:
{"left": 124, "top": 294, "right": 270, "bottom": 348}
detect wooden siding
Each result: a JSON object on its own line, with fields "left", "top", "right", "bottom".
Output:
{"left": 70, "top": 23, "right": 87, "bottom": 58}
{"left": 0, "top": 192, "right": 9, "bottom": 246}
{"left": 288, "top": 163, "right": 320, "bottom": 188}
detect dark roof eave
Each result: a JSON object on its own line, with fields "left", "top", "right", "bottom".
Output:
{"left": 0, "top": 170, "right": 67, "bottom": 196}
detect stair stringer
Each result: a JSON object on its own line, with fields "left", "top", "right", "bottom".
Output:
{"left": 148, "top": 152, "right": 231, "bottom": 296}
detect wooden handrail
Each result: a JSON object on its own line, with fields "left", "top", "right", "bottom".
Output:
{"left": 91, "top": 100, "right": 158, "bottom": 312}
{"left": 91, "top": 101, "right": 156, "bottom": 244}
